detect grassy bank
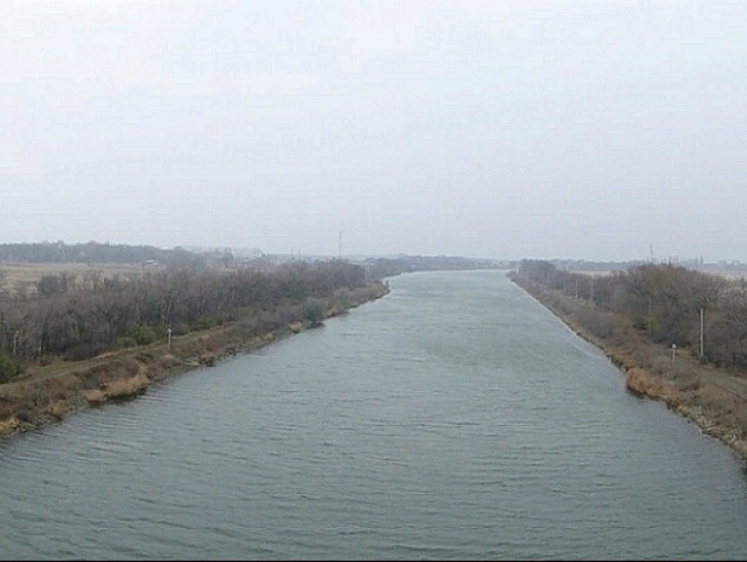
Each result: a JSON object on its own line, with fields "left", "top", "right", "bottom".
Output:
{"left": 510, "top": 274, "right": 747, "bottom": 462}
{"left": 0, "top": 281, "right": 390, "bottom": 438}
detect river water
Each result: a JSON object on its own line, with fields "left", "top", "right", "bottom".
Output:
{"left": 1, "top": 270, "right": 747, "bottom": 560}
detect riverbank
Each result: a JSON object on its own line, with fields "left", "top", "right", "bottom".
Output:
{"left": 509, "top": 274, "right": 747, "bottom": 463}
{"left": 0, "top": 281, "right": 390, "bottom": 438}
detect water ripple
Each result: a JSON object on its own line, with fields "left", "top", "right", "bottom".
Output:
{"left": 1, "top": 271, "right": 747, "bottom": 560}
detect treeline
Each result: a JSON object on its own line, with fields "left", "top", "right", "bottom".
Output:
{"left": 0, "top": 259, "right": 376, "bottom": 382}
{"left": 511, "top": 259, "right": 747, "bottom": 373}
{"left": 0, "top": 241, "right": 207, "bottom": 269}
{"left": 363, "top": 255, "right": 499, "bottom": 279}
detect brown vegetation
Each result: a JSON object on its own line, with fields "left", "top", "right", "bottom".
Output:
{"left": 102, "top": 373, "right": 150, "bottom": 401}
{"left": 0, "top": 257, "right": 390, "bottom": 437}
{"left": 0, "top": 262, "right": 155, "bottom": 296}
{"left": 510, "top": 263, "right": 747, "bottom": 462}
{"left": 624, "top": 367, "right": 682, "bottom": 409}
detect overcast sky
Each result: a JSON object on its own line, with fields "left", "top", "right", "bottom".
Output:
{"left": 1, "top": 0, "right": 745, "bottom": 261}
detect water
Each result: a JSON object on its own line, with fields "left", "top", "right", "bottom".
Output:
{"left": 1, "top": 270, "right": 747, "bottom": 560}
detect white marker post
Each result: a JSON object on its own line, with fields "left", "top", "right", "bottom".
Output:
{"left": 167, "top": 326, "right": 172, "bottom": 351}
{"left": 671, "top": 343, "right": 677, "bottom": 366}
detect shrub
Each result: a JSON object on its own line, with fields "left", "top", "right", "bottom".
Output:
{"left": 303, "top": 298, "right": 325, "bottom": 326}
{"left": 127, "top": 324, "right": 157, "bottom": 346}
{"left": 0, "top": 354, "right": 18, "bottom": 383}
{"left": 114, "top": 336, "right": 138, "bottom": 350}
{"left": 196, "top": 316, "right": 216, "bottom": 330}
{"left": 103, "top": 373, "right": 150, "bottom": 401}
{"left": 333, "top": 288, "right": 353, "bottom": 309}
{"left": 650, "top": 355, "right": 674, "bottom": 377}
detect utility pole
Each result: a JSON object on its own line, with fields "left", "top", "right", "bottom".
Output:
{"left": 338, "top": 231, "right": 343, "bottom": 259}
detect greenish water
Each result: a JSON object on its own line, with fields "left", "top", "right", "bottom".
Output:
{"left": 1, "top": 269, "right": 747, "bottom": 560}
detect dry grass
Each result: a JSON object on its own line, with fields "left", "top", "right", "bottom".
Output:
{"left": 102, "top": 373, "right": 150, "bottom": 400}
{"left": 0, "top": 262, "right": 157, "bottom": 294}
{"left": 45, "top": 400, "right": 68, "bottom": 421}
{"left": 83, "top": 389, "right": 107, "bottom": 404}
{"left": 617, "top": 355, "right": 687, "bottom": 413}
{"left": 0, "top": 417, "right": 20, "bottom": 435}
{"left": 608, "top": 350, "right": 639, "bottom": 372}
{"left": 626, "top": 368, "right": 668, "bottom": 399}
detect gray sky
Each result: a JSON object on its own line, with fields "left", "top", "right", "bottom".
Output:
{"left": 1, "top": 0, "right": 745, "bottom": 261}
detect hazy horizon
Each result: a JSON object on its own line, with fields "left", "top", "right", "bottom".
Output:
{"left": 2, "top": 1, "right": 745, "bottom": 263}
{"left": 0, "top": 238, "right": 730, "bottom": 267}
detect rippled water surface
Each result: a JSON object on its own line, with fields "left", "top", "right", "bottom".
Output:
{"left": 2, "top": 270, "right": 747, "bottom": 560}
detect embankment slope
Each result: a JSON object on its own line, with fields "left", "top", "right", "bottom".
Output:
{"left": 0, "top": 281, "right": 390, "bottom": 437}
{"left": 510, "top": 274, "right": 747, "bottom": 462}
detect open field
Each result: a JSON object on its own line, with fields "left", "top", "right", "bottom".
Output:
{"left": 707, "top": 270, "right": 747, "bottom": 280}
{"left": 0, "top": 262, "right": 165, "bottom": 294}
